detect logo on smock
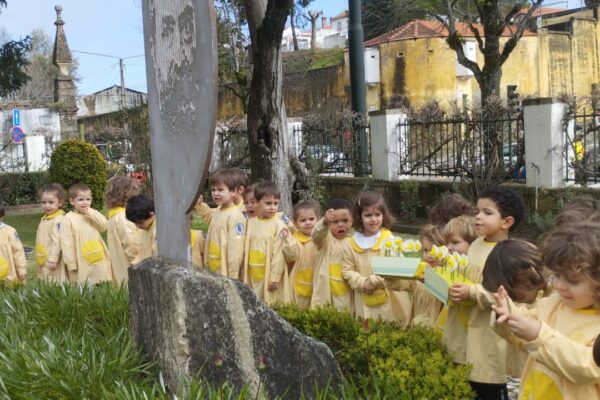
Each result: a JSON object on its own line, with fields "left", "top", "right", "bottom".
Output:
{"left": 280, "top": 228, "right": 289, "bottom": 239}
{"left": 281, "top": 214, "right": 290, "bottom": 224}
{"left": 14, "top": 232, "right": 20, "bottom": 241}
{"left": 201, "top": 231, "right": 207, "bottom": 239}
{"left": 235, "top": 223, "right": 245, "bottom": 235}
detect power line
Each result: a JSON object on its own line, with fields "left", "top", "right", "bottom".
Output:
{"left": 72, "top": 50, "right": 144, "bottom": 60}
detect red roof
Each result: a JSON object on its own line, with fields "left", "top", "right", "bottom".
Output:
{"left": 364, "top": 19, "right": 537, "bottom": 47}
{"left": 332, "top": 10, "right": 348, "bottom": 20}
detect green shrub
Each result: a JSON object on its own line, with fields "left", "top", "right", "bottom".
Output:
{"left": 274, "top": 304, "right": 473, "bottom": 399}
{"left": 49, "top": 140, "right": 107, "bottom": 209}
{"left": 0, "top": 171, "right": 50, "bottom": 205}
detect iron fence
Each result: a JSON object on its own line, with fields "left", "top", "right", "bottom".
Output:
{"left": 0, "top": 141, "right": 28, "bottom": 172}
{"left": 396, "top": 112, "right": 525, "bottom": 181}
{"left": 290, "top": 124, "right": 370, "bottom": 176}
{"left": 564, "top": 112, "right": 600, "bottom": 184}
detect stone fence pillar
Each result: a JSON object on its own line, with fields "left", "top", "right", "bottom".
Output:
{"left": 369, "top": 109, "right": 407, "bottom": 181}
{"left": 523, "top": 98, "right": 573, "bottom": 188}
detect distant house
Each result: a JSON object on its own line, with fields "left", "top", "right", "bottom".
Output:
{"left": 0, "top": 106, "right": 61, "bottom": 172}
{"left": 281, "top": 10, "right": 349, "bottom": 51}
{"left": 77, "top": 85, "right": 147, "bottom": 118}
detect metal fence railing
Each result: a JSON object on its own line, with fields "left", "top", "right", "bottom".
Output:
{"left": 0, "top": 141, "right": 28, "bottom": 172}
{"left": 396, "top": 112, "right": 525, "bottom": 181}
{"left": 289, "top": 124, "right": 370, "bottom": 176}
{"left": 564, "top": 112, "right": 600, "bottom": 184}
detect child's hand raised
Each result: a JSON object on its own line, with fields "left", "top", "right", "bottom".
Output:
{"left": 492, "top": 285, "right": 511, "bottom": 323}
{"left": 505, "top": 314, "right": 542, "bottom": 342}
{"left": 324, "top": 208, "right": 335, "bottom": 226}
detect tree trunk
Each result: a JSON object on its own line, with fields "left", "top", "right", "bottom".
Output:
{"left": 244, "top": 0, "right": 294, "bottom": 215}
{"left": 291, "top": 8, "right": 299, "bottom": 51}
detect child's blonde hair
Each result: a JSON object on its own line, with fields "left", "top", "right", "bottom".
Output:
{"left": 419, "top": 224, "right": 445, "bottom": 246}
{"left": 39, "top": 183, "right": 67, "bottom": 203}
{"left": 543, "top": 222, "right": 600, "bottom": 305}
{"left": 105, "top": 176, "right": 137, "bottom": 209}
{"left": 293, "top": 200, "right": 321, "bottom": 221}
{"left": 442, "top": 215, "right": 477, "bottom": 245}
{"left": 68, "top": 183, "right": 91, "bottom": 199}
{"left": 352, "top": 191, "right": 395, "bottom": 232}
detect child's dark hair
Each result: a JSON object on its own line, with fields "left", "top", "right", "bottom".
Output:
{"left": 39, "top": 183, "right": 67, "bottom": 203}
{"left": 554, "top": 196, "right": 600, "bottom": 227}
{"left": 105, "top": 176, "right": 137, "bottom": 209}
{"left": 443, "top": 215, "right": 477, "bottom": 245}
{"left": 482, "top": 239, "right": 546, "bottom": 303}
{"left": 352, "top": 191, "right": 395, "bottom": 231}
{"left": 419, "top": 224, "right": 445, "bottom": 246}
{"left": 126, "top": 194, "right": 155, "bottom": 223}
{"left": 245, "top": 182, "right": 257, "bottom": 197}
{"left": 254, "top": 180, "right": 280, "bottom": 201}
{"left": 209, "top": 168, "right": 237, "bottom": 191}
{"left": 68, "top": 183, "right": 91, "bottom": 199}
{"left": 479, "top": 185, "right": 526, "bottom": 230}
{"left": 429, "top": 193, "right": 476, "bottom": 228}
{"left": 327, "top": 198, "right": 352, "bottom": 211}
{"left": 542, "top": 222, "right": 600, "bottom": 305}
{"left": 230, "top": 168, "right": 249, "bottom": 191}
{"left": 293, "top": 200, "right": 321, "bottom": 221}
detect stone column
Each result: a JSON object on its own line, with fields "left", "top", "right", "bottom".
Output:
{"left": 369, "top": 109, "right": 407, "bottom": 181}
{"left": 523, "top": 98, "right": 572, "bottom": 188}
{"left": 52, "top": 5, "right": 78, "bottom": 140}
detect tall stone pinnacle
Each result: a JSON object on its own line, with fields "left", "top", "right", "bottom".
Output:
{"left": 52, "top": 4, "right": 78, "bottom": 139}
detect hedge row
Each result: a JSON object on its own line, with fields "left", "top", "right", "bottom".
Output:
{"left": 0, "top": 171, "right": 50, "bottom": 206}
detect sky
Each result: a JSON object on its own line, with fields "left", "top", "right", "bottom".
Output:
{"left": 0, "top": 0, "right": 347, "bottom": 96}
{"left": 0, "top": 0, "right": 583, "bottom": 96}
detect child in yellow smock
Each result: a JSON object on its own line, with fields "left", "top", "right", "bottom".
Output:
{"left": 440, "top": 215, "right": 477, "bottom": 364}
{"left": 200, "top": 169, "right": 246, "bottom": 279}
{"left": 285, "top": 200, "right": 320, "bottom": 309}
{"left": 342, "top": 191, "right": 400, "bottom": 321}
{"left": 243, "top": 181, "right": 291, "bottom": 305}
{"left": 410, "top": 224, "right": 445, "bottom": 327}
{"left": 35, "top": 183, "right": 68, "bottom": 283}
{"left": 493, "top": 222, "right": 600, "bottom": 400}
{"left": 0, "top": 206, "right": 27, "bottom": 284}
{"left": 311, "top": 199, "right": 354, "bottom": 313}
{"left": 105, "top": 176, "right": 139, "bottom": 284}
{"left": 60, "top": 183, "right": 113, "bottom": 285}
{"left": 449, "top": 185, "right": 525, "bottom": 399}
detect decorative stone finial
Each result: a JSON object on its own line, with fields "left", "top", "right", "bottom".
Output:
{"left": 55, "top": 5, "right": 64, "bottom": 26}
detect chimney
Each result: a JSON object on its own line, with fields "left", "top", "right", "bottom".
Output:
{"left": 322, "top": 16, "right": 327, "bottom": 29}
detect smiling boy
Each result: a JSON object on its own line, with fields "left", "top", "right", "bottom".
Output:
{"left": 202, "top": 169, "right": 246, "bottom": 279}
{"left": 60, "top": 183, "right": 113, "bottom": 285}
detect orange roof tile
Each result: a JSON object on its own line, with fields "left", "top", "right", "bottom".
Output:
{"left": 332, "top": 10, "right": 348, "bottom": 20}
{"left": 364, "top": 19, "right": 536, "bottom": 47}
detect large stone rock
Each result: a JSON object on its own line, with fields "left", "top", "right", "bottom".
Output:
{"left": 129, "top": 257, "right": 343, "bottom": 398}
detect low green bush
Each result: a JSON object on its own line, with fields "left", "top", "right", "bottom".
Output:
{"left": 0, "top": 283, "right": 472, "bottom": 399}
{"left": 0, "top": 171, "right": 50, "bottom": 205}
{"left": 275, "top": 304, "right": 474, "bottom": 399}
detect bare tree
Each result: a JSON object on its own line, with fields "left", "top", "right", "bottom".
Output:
{"left": 306, "top": 10, "right": 322, "bottom": 49}
{"left": 243, "top": 0, "right": 294, "bottom": 214}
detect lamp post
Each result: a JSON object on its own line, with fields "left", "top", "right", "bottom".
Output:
{"left": 348, "top": 0, "right": 368, "bottom": 176}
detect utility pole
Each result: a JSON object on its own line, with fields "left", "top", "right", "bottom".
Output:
{"left": 348, "top": 0, "right": 368, "bottom": 176}
{"left": 120, "top": 58, "right": 126, "bottom": 110}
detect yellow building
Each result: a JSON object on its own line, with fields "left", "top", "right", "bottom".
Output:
{"left": 355, "top": 8, "right": 600, "bottom": 111}
{"left": 358, "top": 19, "right": 539, "bottom": 110}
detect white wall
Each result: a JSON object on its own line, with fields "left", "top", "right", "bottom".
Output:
{"left": 0, "top": 108, "right": 61, "bottom": 172}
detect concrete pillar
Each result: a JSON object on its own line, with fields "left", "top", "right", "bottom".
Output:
{"left": 369, "top": 109, "right": 407, "bottom": 181}
{"left": 523, "top": 98, "right": 573, "bottom": 188}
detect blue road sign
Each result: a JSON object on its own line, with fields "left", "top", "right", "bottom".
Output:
{"left": 10, "top": 126, "right": 24, "bottom": 144}
{"left": 12, "top": 109, "right": 20, "bottom": 126}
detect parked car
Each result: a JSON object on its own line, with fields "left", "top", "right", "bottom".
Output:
{"left": 300, "top": 144, "right": 347, "bottom": 172}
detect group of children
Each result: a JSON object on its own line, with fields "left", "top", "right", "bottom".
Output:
{"left": 1, "top": 166, "right": 599, "bottom": 399}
